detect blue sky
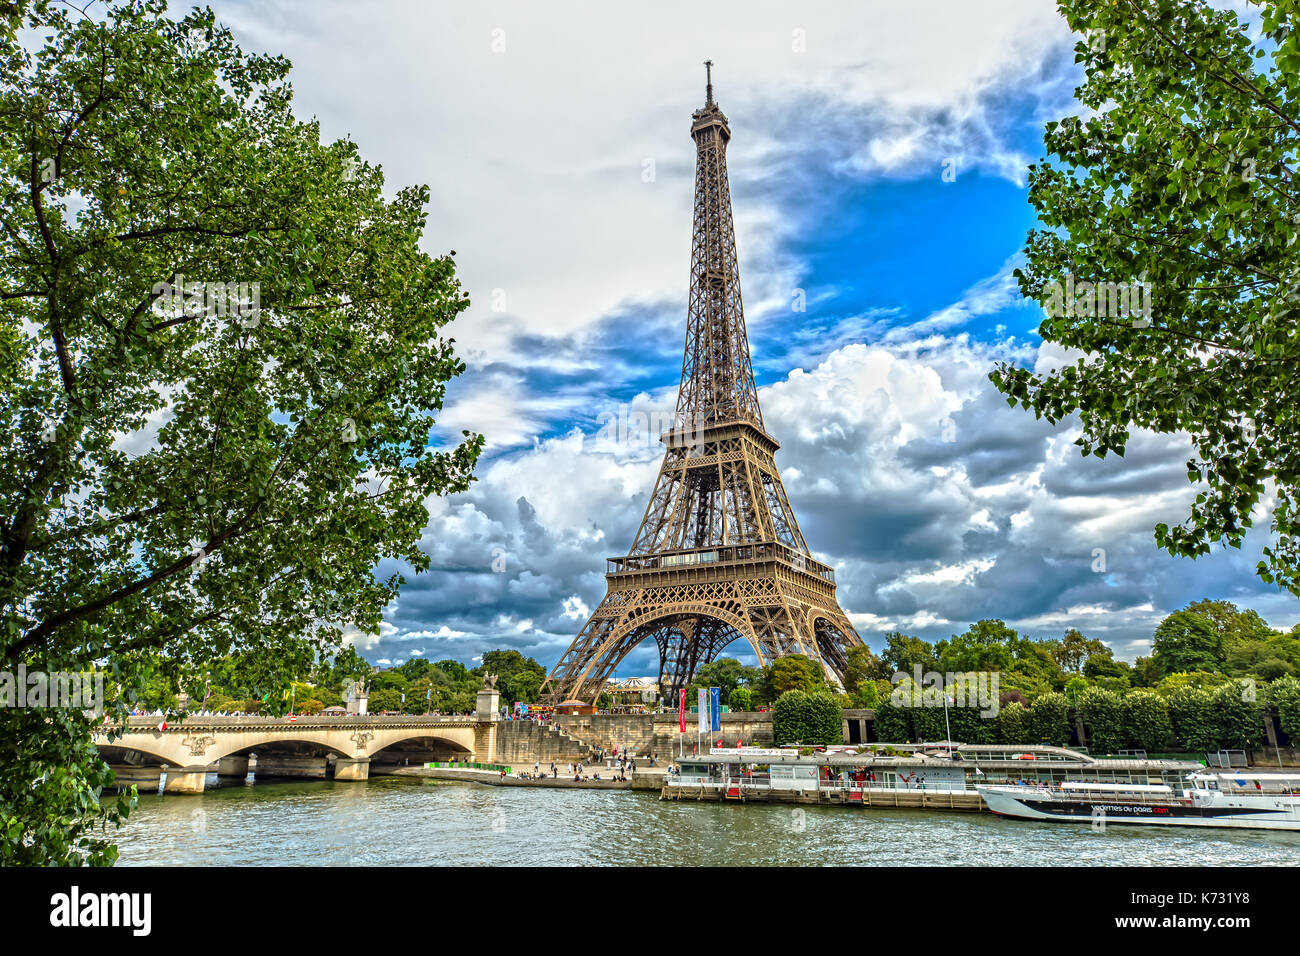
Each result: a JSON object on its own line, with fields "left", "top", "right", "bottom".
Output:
{"left": 205, "top": 0, "right": 1296, "bottom": 676}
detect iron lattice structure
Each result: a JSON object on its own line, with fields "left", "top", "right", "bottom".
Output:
{"left": 540, "top": 65, "right": 861, "bottom": 705}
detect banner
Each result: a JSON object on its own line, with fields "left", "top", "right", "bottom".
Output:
{"left": 679, "top": 688, "right": 686, "bottom": 733}
{"left": 697, "top": 688, "right": 708, "bottom": 733}
{"left": 709, "top": 686, "right": 721, "bottom": 733}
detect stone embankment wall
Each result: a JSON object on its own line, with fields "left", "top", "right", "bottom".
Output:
{"left": 554, "top": 712, "right": 775, "bottom": 760}
{"left": 495, "top": 720, "right": 593, "bottom": 764}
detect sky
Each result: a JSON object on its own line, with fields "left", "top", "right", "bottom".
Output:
{"left": 201, "top": 0, "right": 1298, "bottom": 675}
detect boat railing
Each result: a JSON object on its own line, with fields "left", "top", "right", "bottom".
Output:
{"left": 982, "top": 784, "right": 1183, "bottom": 804}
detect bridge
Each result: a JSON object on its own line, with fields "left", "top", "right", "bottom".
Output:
{"left": 94, "top": 690, "right": 504, "bottom": 792}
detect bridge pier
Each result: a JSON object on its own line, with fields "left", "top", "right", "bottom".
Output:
{"left": 109, "top": 764, "right": 165, "bottom": 791}
{"left": 473, "top": 688, "right": 500, "bottom": 762}
{"left": 217, "top": 756, "right": 250, "bottom": 778}
{"left": 333, "top": 757, "right": 370, "bottom": 781}
{"left": 163, "top": 767, "right": 208, "bottom": 794}
{"left": 253, "top": 755, "right": 329, "bottom": 780}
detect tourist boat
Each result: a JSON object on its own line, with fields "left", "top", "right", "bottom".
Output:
{"left": 977, "top": 773, "right": 1300, "bottom": 831}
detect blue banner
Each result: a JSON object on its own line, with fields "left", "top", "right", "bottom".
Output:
{"left": 709, "top": 686, "right": 721, "bottom": 733}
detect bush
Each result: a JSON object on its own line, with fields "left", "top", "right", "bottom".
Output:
{"left": 1028, "top": 692, "right": 1070, "bottom": 746}
{"left": 997, "top": 701, "right": 1029, "bottom": 745}
{"left": 1078, "top": 687, "right": 1125, "bottom": 753}
{"left": 1168, "top": 687, "right": 1217, "bottom": 752}
{"left": 773, "top": 690, "right": 843, "bottom": 745}
{"left": 946, "top": 703, "right": 997, "bottom": 744}
{"left": 729, "top": 687, "right": 754, "bottom": 712}
{"left": 1122, "top": 690, "right": 1172, "bottom": 752}
{"left": 1269, "top": 676, "right": 1300, "bottom": 741}
{"left": 872, "top": 696, "right": 911, "bottom": 742}
{"left": 1210, "top": 681, "right": 1262, "bottom": 750}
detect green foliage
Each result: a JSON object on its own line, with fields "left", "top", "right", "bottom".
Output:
{"left": 1027, "top": 692, "right": 1070, "bottom": 746}
{"left": 0, "top": 0, "right": 481, "bottom": 863}
{"left": 1210, "top": 681, "right": 1262, "bottom": 750}
{"left": 1130, "top": 657, "right": 1161, "bottom": 688}
{"left": 728, "top": 686, "right": 754, "bottom": 712}
{"left": 853, "top": 680, "right": 880, "bottom": 710}
{"left": 880, "top": 632, "right": 936, "bottom": 674}
{"left": 842, "top": 644, "right": 888, "bottom": 699}
{"left": 1051, "top": 628, "right": 1109, "bottom": 674}
{"left": 997, "top": 701, "right": 1029, "bottom": 745}
{"left": 477, "top": 650, "right": 546, "bottom": 705}
{"left": 1152, "top": 611, "right": 1227, "bottom": 675}
{"left": 1122, "top": 690, "right": 1173, "bottom": 752}
{"left": 1154, "top": 670, "right": 1234, "bottom": 697}
{"left": 368, "top": 689, "right": 402, "bottom": 713}
{"left": 990, "top": 0, "right": 1300, "bottom": 595}
{"left": 772, "top": 690, "right": 842, "bottom": 746}
{"left": 686, "top": 658, "right": 760, "bottom": 707}
{"left": 872, "top": 695, "right": 912, "bottom": 742}
{"left": 1077, "top": 687, "right": 1125, "bottom": 754}
{"left": 1268, "top": 676, "right": 1300, "bottom": 740}
{"left": 1168, "top": 687, "right": 1218, "bottom": 753}
{"left": 1083, "top": 653, "right": 1131, "bottom": 690}
{"left": 764, "top": 655, "right": 826, "bottom": 697}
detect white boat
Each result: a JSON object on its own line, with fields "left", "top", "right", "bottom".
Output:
{"left": 977, "top": 773, "right": 1300, "bottom": 831}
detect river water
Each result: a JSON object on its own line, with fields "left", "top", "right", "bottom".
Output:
{"left": 109, "top": 776, "right": 1300, "bottom": 866}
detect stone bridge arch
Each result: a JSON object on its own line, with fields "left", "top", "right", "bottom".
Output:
{"left": 93, "top": 716, "right": 486, "bottom": 792}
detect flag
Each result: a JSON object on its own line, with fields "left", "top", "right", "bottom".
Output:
{"left": 697, "top": 689, "right": 707, "bottom": 733}
{"left": 679, "top": 689, "right": 686, "bottom": 733}
{"left": 157, "top": 721, "right": 166, "bottom": 732}
{"left": 709, "top": 686, "right": 721, "bottom": 733}
{"left": 203, "top": 682, "right": 212, "bottom": 701}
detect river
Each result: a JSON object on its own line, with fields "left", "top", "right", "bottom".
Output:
{"left": 109, "top": 776, "right": 1300, "bottom": 866}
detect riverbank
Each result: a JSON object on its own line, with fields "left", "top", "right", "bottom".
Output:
{"left": 388, "top": 764, "right": 667, "bottom": 791}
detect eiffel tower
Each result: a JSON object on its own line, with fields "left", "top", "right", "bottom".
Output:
{"left": 540, "top": 63, "right": 861, "bottom": 705}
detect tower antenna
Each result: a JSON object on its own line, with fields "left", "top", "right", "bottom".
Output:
{"left": 704, "top": 59, "right": 714, "bottom": 106}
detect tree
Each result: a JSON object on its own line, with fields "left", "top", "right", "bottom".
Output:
{"left": 936, "top": 619, "right": 1016, "bottom": 673}
{"left": 1152, "top": 611, "right": 1226, "bottom": 675}
{"left": 1082, "top": 652, "right": 1131, "bottom": 690}
{"left": 841, "top": 645, "right": 888, "bottom": 698}
{"left": 728, "top": 687, "right": 754, "bottom": 712}
{"left": 477, "top": 650, "right": 546, "bottom": 705}
{"left": 880, "top": 632, "right": 937, "bottom": 675}
{"left": 765, "top": 655, "right": 826, "bottom": 696}
{"left": 1051, "top": 628, "right": 1107, "bottom": 674}
{"left": 686, "top": 658, "right": 760, "bottom": 706}
{"left": 0, "top": 1, "right": 481, "bottom": 864}
{"left": 990, "top": 0, "right": 1300, "bottom": 595}
{"left": 1130, "top": 657, "right": 1161, "bottom": 688}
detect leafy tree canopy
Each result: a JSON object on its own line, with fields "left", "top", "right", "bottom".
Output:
{"left": 992, "top": 0, "right": 1300, "bottom": 594}
{"left": 0, "top": 0, "right": 480, "bottom": 864}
